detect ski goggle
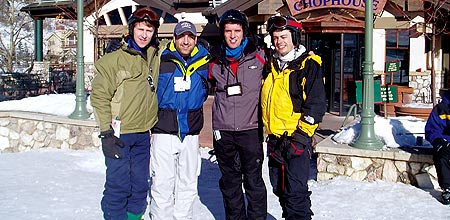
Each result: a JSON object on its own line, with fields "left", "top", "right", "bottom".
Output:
{"left": 266, "top": 16, "right": 303, "bottom": 32}
{"left": 133, "top": 8, "right": 158, "bottom": 22}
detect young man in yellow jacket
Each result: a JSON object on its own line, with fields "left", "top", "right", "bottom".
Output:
{"left": 261, "top": 15, "right": 327, "bottom": 220}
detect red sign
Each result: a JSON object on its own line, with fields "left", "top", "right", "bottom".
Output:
{"left": 285, "top": 0, "right": 388, "bottom": 16}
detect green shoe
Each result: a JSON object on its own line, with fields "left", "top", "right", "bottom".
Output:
{"left": 127, "top": 212, "right": 144, "bottom": 220}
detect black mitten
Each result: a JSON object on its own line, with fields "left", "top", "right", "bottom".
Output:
{"left": 269, "top": 145, "right": 285, "bottom": 165}
{"left": 269, "top": 132, "right": 288, "bottom": 165}
{"left": 432, "top": 138, "right": 450, "bottom": 161}
{"left": 282, "top": 130, "right": 310, "bottom": 160}
{"left": 99, "top": 130, "right": 125, "bottom": 159}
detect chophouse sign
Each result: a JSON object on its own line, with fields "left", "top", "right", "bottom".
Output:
{"left": 285, "top": 0, "right": 388, "bottom": 16}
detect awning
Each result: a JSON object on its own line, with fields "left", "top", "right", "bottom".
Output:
{"left": 20, "top": 1, "right": 77, "bottom": 19}
{"left": 202, "top": 0, "right": 265, "bottom": 17}
{"left": 22, "top": 0, "right": 221, "bottom": 20}
{"left": 300, "top": 13, "right": 365, "bottom": 34}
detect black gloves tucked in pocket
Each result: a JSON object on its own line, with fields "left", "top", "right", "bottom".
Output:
{"left": 432, "top": 138, "right": 450, "bottom": 161}
{"left": 99, "top": 130, "right": 125, "bottom": 159}
{"left": 269, "top": 130, "right": 310, "bottom": 164}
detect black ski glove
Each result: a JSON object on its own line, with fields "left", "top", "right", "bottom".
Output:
{"left": 269, "top": 132, "right": 288, "bottom": 165}
{"left": 432, "top": 138, "right": 450, "bottom": 161}
{"left": 99, "top": 130, "right": 125, "bottom": 159}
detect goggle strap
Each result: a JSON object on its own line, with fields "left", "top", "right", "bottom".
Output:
{"left": 267, "top": 16, "right": 302, "bottom": 32}
{"left": 286, "top": 20, "right": 302, "bottom": 30}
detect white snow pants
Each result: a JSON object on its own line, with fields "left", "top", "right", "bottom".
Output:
{"left": 149, "top": 134, "right": 201, "bottom": 220}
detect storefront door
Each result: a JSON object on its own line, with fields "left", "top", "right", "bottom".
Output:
{"left": 307, "top": 33, "right": 364, "bottom": 116}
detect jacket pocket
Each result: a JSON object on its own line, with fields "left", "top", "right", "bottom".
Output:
{"left": 188, "top": 108, "right": 204, "bottom": 135}
{"left": 152, "top": 108, "right": 178, "bottom": 134}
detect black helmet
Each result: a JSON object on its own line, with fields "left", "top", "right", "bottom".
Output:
{"left": 218, "top": 9, "right": 249, "bottom": 37}
{"left": 127, "top": 7, "right": 160, "bottom": 35}
{"left": 267, "top": 15, "right": 303, "bottom": 46}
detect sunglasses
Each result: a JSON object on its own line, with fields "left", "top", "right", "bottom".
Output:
{"left": 267, "top": 16, "right": 303, "bottom": 32}
{"left": 133, "top": 8, "right": 158, "bottom": 21}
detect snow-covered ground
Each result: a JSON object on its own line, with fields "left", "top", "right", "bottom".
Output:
{"left": 1, "top": 147, "right": 449, "bottom": 220}
{"left": 0, "top": 94, "right": 449, "bottom": 219}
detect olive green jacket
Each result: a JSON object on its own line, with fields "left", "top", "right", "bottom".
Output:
{"left": 91, "top": 41, "right": 165, "bottom": 133}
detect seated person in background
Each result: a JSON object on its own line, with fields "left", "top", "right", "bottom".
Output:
{"left": 425, "top": 89, "right": 450, "bottom": 205}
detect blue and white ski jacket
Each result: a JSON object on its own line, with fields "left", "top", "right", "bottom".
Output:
{"left": 152, "top": 41, "right": 211, "bottom": 141}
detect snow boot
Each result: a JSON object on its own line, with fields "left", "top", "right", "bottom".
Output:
{"left": 127, "top": 212, "right": 144, "bottom": 220}
{"left": 442, "top": 189, "right": 450, "bottom": 205}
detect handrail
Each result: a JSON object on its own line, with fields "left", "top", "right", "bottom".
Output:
{"left": 341, "top": 104, "right": 359, "bottom": 129}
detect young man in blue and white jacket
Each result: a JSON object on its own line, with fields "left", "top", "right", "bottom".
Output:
{"left": 425, "top": 89, "right": 450, "bottom": 205}
{"left": 149, "top": 21, "right": 211, "bottom": 219}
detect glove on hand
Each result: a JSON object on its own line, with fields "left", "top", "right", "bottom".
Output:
{"left": 432, "top": 138, "right": 450, "bottom": 161}
{"left": 99, "top": 130, "right": 125, "bottom": 159}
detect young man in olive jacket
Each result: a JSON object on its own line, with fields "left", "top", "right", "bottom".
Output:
{"left": 208, "top": 9, "right": 267, "bottom": 220}
{"left": 90, "top": 7, "right": 162, "bottom": 220}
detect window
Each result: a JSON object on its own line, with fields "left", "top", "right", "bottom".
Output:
{"left": 385, "top": 29, "right": 409, "bottom": 85}
{"left": 67, "top": 34, "right": 77, "bottom": 47}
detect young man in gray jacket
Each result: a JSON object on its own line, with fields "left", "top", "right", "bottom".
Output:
{"left": 208, "top": 9, "right": 267, "bottom": 220}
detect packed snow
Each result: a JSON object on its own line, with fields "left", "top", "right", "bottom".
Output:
{"left": 333, "top": 115, "right": 431, "bottom": 148}
{"left": 0, "top": 94, "right": 449, "bottom": 219}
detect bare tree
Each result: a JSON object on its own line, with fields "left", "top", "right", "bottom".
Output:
{"left": 422, "top": 0, "right": 450, "bottom": 105}
{"left": 389, "top": 0, "right": 450, "bottom": 105}
{"left": 0, "top": 0, "right": 34, "bottom": 73}
{"left": 83, "top": 0, "right": 111, "bottom": 61}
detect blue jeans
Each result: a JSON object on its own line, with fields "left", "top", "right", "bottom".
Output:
{"left": 101, "top": 132, "right": 151, "bottom": 220}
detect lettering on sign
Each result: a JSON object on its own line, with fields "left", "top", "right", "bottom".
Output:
{"left": 385, "top": 62, "right": 400, "bottom": 73}
{"left": 355, "top": 81, "right": 398, "bottom": 103}
{"left": 285, "top": 0, "right": 388, "bottom": 16}
{"left": 380, "top": 86, "right": 397, "bottom": 103}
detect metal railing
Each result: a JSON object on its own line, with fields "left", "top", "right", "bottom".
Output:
{"left": 0, "top": 70, "right": 76, "bottom": 102}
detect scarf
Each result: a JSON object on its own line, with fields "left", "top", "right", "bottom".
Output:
{"left": 225, "top": 37, "right": 248, "bottom": 59}
{"left": 274, "top": 45, "right": 306, "bottom": 70}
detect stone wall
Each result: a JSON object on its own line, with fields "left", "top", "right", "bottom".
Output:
{"left": 408, "top": 71, "right": 443, "bottom": 104}
{"left": 315, "top": 136, "right": 439, "bottom": 189}
{"left": 31, "top": 62, "right": 50, "bottom": 82}
{"left": 0, "top": 111, "right": 100, "bottom": 153}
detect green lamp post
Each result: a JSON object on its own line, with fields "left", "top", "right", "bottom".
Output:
{"left": 352, "top": 0, "right": 383, "bottom": 149}
{"left": 35, "top": 19, "right": 43, "bottom": 62}
{"left": 69, "top": 0, "right": 89, "bottom": 119}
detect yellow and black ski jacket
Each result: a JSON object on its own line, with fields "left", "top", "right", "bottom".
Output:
{"left": 261, "top": 52, "right": 327, "bottom": 138}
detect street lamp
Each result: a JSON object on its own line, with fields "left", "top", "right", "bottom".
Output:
{"left": 352, "top": 0, "right": 383, "bottom": 149}
{"left": 69, "top": 0, "right": 89, "bottom": 119}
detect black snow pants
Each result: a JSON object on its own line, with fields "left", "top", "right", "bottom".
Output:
{"left": 267, "top": 132, "right": 314, "bottom": 220}
{"left": 434, "top": 152, "right": 450, "bottom": 190}
{"left": 214, "top": 128, "right": 267, "bottom": 220}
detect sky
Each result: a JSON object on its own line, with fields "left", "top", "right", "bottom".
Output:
{"left": 0, "top": 94, "right": 449, "bottom": 220}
